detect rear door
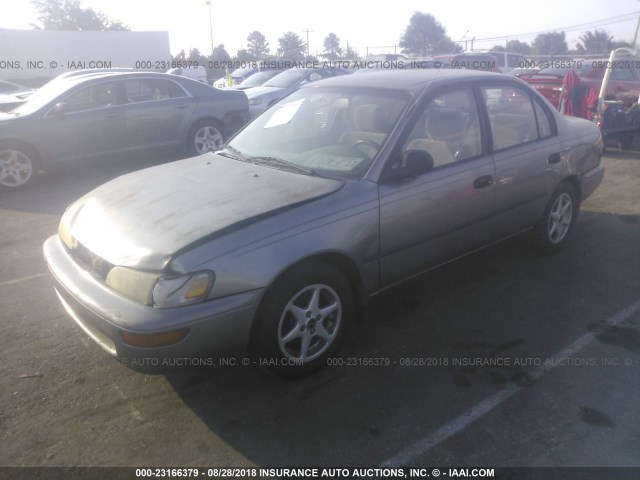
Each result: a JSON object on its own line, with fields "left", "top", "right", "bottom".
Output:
{"left": 479, "top": 83, "right": 563, "bottom": 236}
{"left": 122, "top": 77, "right": 194, "bottom": 152}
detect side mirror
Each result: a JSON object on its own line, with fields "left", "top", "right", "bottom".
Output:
{"left": 403, "top": 149, "right": 434, "bottom": 176}
{"left": 383, "top": 149, "right": 433, "bottom": 181}
{"left": 51, "top": 102, "right": 69, "bottom": 116}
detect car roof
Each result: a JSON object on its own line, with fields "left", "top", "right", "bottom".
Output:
{"left": 300, "top": 69, "right": 510, "bottom": 93}
{"left": 61, "top": 71, "right": 192, "bottom": 85}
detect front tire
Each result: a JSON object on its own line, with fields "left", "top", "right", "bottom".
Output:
{"left": 0, "top": 143, "right": 39, "bottom": 190}
{"left": 188, "top": 121, "right": 225, "bottom": 155}
{"left": 253, "top": 262, "right": 354, "bottom": 378}
{"left": 533, "top": 182, "right": 579, "bottom": 253}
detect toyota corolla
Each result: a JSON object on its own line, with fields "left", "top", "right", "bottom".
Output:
{"left": 43, "top": 70, "right": 604, "bottom": 376}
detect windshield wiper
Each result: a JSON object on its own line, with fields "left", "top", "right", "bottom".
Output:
{"left": 218, "top": 145, "right": 248, "bottom": 162}
{"left": 249, "top": 156, "right": 316, "bottom": 176}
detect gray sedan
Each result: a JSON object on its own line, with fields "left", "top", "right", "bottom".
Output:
{"left": 0, "top": 72, "right": 248, "bottom": 189}
{"left": 43, "top": 70, "right": 604, "bottom": 377}
{"left": 245, "top": 67, "right": 349, "bottom": 118}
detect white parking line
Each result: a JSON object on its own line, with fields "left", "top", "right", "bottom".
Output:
{"left": 0, "top": 272, "right": 47, "bottom": 287}
{"left": 380, "top": 299, "right": 640, "bottom": 467}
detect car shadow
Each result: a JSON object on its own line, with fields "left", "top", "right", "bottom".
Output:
{"left": 162, "top": 211, "right": 640, "bottom": 467}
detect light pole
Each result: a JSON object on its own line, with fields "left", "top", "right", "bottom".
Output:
{"left": 303, "top": 29, "right": 313, "bottom": 58}
{"left": 206, "top": 1, "right": 214, "bottom": 56}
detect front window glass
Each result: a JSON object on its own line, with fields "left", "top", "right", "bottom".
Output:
{"left": 403, "top": 89, "right": 482, "bottom": 168}
{"left": 63, "top": 82, "right": 118, "bottom": 112}
{"left": 227, "top": 87, "right": 410, "bottom": 179}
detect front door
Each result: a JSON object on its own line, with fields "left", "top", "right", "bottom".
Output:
{"left": 378, "top": 87, "right": 497, "bottom": 286}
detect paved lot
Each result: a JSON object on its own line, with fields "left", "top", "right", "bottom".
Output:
{"left": 0, "top": 148, "right": 639, "bottom": 469}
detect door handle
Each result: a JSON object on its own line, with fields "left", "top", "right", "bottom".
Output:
{"left": 106, "top": 111, "right": 120, "bottom": 118}
{"left": 548, "top": 153, "right": 561, "bottom": 164}
{"left": 176, "top": 104, "right": 191, "bottom": 109}
{"left": 473, "top": 175, "right": 493, "bottom": 189}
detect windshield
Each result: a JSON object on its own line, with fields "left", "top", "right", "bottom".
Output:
{"left": 227, "top": 87, "right": 410, "bottom": 179}
{"left": 12, "top": 78, "right": 86, "bottom": 115}
{"left": 231, "top": 67, "right": 256, "bottom": 78}
{"left": 262, "top": 69, "right": 308, "bottom": 88}
{"left": 241, "top": 70, "right": 278, "bottom": 86}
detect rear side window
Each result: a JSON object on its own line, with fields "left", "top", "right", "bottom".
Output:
{"left": 125, "top": 79, "right": 187, "bottom": 102}
{"left": 533, "top": 100, "right": 552, "bottom": 138}
{"left": 481, "top": 86, "right": 552, "bottom": 150}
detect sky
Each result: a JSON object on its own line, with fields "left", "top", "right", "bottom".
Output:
{"left": 2, "top": 0, "right": 640, "bottom": 58}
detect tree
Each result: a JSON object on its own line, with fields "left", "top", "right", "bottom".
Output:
{"left": 504, "top": 40, "right": 531, "bottom": 55}
{"left": 211, "top": 44, "right": 231, "bottom": 63}
{"left": 31, "top": 0, "right": 129, "bottom": 30}
{"left": 277, "top": 32, "right": 306, "bottom": 61}
{"left": 399, "top": 12, "right": 460, "bottom": 56}
{"left": 187, "top": 48, "right": 207, "bottom": 66}
{"left": 246, "top": 31, "right": 270, "bottom": 59}
{"left": 575, "top": 29, "right": 630, "bottom": 54}
{"left": 235, "top": 48, "right": 255, "bottom": 62}
{"left": 531, "top": 32, "right": 568, "bottom": 56}
{"left": 343, "top": 41, "right": 360, "bottom": 61}
{"left": 208, "top": 44, "right": 231, "bottom": 81}
{"left": 321, "top": 33, "right": 343, "bottom": 60}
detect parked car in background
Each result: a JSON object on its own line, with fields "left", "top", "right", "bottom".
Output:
{"left": 0, "top": 80, "right": 35, "bottom": 112}
{"left": 212, "top": 76, "right": 228, "bottom": 88}
{"left": 166, "top": 66, "right": 208, "bottom": 83}
{"left": 469, "top": 50, "right": 529, "bottom": 73}
{"left": 509, "top": 67, "right": 541, "bottom": 77}
{"left": 0, "top": 71, "right": 247, "bottom": 189}
{"left": 245, "top": 66, "right": 351, "bottom": 118}
{"left": 0, "top": 79, "right": 34, "bottom": 96}
{"left": 433, "top": 53, "right": 502, "bottom": 73}
{"left": 519, "top": 60, "right": 640, "bottom": 108}
{"left": 212, "top": 67, "right": 262, "bottom": 89}
{"left": 44, "top": 70, "right": 603, "bottom": 377}
{"left": 231, "top": 69, "right": 283, "bottom": 90}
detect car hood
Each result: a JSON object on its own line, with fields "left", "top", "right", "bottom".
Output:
{"left": 64, "top": 154, "right": 344, "bottom": 270}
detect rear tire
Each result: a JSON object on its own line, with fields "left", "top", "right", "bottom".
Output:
{"left": 188, "top": 121, "right": 225, "bottom": 155}
{"left": 533, "top": 182, "right": 579, "bottom": 254}
{"left": 252, "top": 262, "right": 354, "bottom": 378}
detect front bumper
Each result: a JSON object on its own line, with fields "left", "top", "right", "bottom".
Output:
{"left": 43, "top": 235, "right": 264, "bottom": 365}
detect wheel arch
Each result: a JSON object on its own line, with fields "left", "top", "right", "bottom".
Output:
{"left": 0, "top": 138, "right": 43, "bottom": 165}
{"left": 560, "top": 175, "right": 582, "bottom": 205}
{"left": 249, "top": 252, "right": 368, "bottom": 344}
{"left": 267, "top": 252, "right": 367, "bottom": 308}
{"left": 186, "top": 117, "right": 227, "bottom": 154}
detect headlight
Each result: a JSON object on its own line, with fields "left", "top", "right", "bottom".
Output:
{"left": 106, "top": 268, "right": 214, "bottom": 308}
{"left": 248, "top": 98, "right": 262, "bottom": 106}
{"left": 58, "top": 205, "right": 79, "bottom": 250}
{"left": 152, "top": 271, "right": 215, "bottom": 308}
{"left": 106, "top": 267, "right": 158, "bottom": 305}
